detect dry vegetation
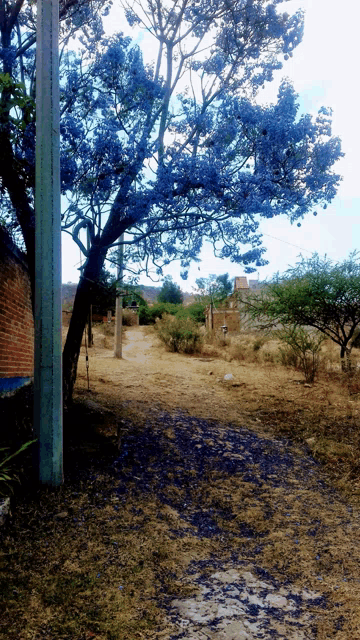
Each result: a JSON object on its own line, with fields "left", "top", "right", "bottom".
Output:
{"left": 205, "top": 329, "right": 360, "bottom": 498}
{"left": 2, "top": 324, "right": 360, "bottom": 638}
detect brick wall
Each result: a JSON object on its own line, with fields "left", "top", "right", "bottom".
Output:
{"left": 0, "top": 229, "right": 34, "bottom": 392}
{"left": 206, "top": 308, "right": 241, "bottom": 332}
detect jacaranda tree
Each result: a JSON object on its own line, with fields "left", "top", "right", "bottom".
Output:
{"left": 0, "top": 0, "right": 343, "bottom": 403}
{"left": 0, "top": 0, "right": 113, "bottom": 305}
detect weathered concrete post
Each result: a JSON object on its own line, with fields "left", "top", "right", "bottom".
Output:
{"left": 34, "top": 0, "right": 63, "bottom": 485}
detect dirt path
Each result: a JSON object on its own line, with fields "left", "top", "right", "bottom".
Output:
{"left": 80, "top": 325, "right": 360, "bottom": 439}
{"left": 72, "top": 326, "right": 360, "bottom": 638}
{"left": 79, "top": 325, "right": 302, "bottom": 434}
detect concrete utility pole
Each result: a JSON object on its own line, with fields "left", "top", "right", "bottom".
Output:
{"left": 114, "top": 234, "right": 124, "bottom": 358}
{"left": 34, "top": 0, "right": 63, "bottom": 486}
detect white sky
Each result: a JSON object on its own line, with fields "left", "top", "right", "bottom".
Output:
{"left": 62, "top": 0, "right": 359, "bottom": 291}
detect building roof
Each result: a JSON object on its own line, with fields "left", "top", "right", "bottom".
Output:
{"left": 234, "top": 276, "right": 249, "bottom": 290}
{"left": 248, "top": 279, "right": 262, "bottom": 290}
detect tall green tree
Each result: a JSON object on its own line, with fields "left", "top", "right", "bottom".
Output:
{"left": 90, "top": 272, "right": 148, "bottom": 314}
{"left": 122, "top": 285, "right": 148, "bottom": 310}
{"left": 91, "top": 269, "right": 117, "bottom": 315}
{"left": 238, "top": 252, "right": 360, "bottom": 369}
{"left": 157, "top": 276, "right": 183, "bottom": 304}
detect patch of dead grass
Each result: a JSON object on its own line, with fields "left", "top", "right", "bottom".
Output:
{"left": 4, "top": 325, "right": 360, "bottom": 638}
{"left": 0, "top": 469, "right": 215, "bottom": 640}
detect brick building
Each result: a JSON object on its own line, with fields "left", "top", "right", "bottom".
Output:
{"left": 205, "top": 276, "right": 262, "bottom": 332}
{"left": 0, "top": 228, "right": 34, "bottom": 395}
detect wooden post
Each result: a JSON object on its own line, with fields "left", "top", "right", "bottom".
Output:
{"left": 34, "top": 0, "right": 63, "bottom": 486}
{"left": 86, "top": 228, "right": 93, "bottom": 346}
{"left": 87, "top": 304, "right": 93, "bottom": 346}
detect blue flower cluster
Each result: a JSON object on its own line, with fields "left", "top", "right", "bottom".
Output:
{"left": 0, "top": 0, "right": 342, "bottom": 283}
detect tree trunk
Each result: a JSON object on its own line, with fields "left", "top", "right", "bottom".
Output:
{"left": 62, "top": 244, "right": 106, "bottom": 406}
{"left": 0, "top": 132, "right": 36, "bottom": 310}
{"left": 340, "top": 345, "right": 352, "bottom": 372}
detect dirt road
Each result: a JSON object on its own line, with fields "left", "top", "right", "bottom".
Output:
{"left": 78, "top": 325, "right": 312, "bottom": 433}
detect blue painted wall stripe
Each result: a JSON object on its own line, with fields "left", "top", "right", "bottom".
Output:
{"left": 0, "top": 377, "right": 32, "bottom": 394}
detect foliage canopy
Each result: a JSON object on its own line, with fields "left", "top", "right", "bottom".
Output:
{"left": 238, "top": 252, "right": 360, "bottom": 365}
{"left": 195, "top": 273, "right": 233, "bottom": 303}
{"left": 157, "top": 276, "right": 184, "bottom": 304}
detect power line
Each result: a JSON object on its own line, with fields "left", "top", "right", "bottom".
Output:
{"left": 262, "top": 232, "right": 312, "bottom": 254}
{"left": 70, "top": 230, "right": 312, "bottom": 278}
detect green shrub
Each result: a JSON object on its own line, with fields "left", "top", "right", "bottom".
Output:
{"left": 139, "top": 302, "right": 183, "bottom": 325}
{"left": 139, "top": 305, "right": 150, "bottom": 325}
{"left": 155, "top": 314, "right": 202, "bottom": 354}
{"left": 278, "top": 326, "right": 325, "bottom": 383}
{"left": 140, "top": 301, "right": 208, "bottom": 326}
{"left": 0, "top": 439, "right": 37, "bottom": 496}
{"left": 176, "top": 301, "right": 207, "bottom": 324}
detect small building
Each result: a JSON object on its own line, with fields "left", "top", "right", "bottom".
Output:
{"left": 205, "top": 275, "right": 262, "bottom": 332}
{"left": 205, "top": 304, "right": 241, "bottom": 332}
{"left": 234, "top": 276, "right": 249, "bottom": 291}
{"left": 248, "top": 279, "right": 262, "bottom": 291}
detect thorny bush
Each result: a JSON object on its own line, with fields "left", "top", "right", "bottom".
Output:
{"left": 278, "top": 326, "right": 325, "bottom": 383}
{"left": 155, "top": 314, "right": 202, "bottom": 354}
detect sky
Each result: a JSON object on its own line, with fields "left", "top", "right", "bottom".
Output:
{"left": 62, "top": 0, "right": 359, "bottom": 292}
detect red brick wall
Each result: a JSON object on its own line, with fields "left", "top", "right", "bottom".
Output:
{"left": 206, "top": 308, "right": 241, "bottom": 332}
{"left": 0, "top": 233, "right": 34, "bottom": 379}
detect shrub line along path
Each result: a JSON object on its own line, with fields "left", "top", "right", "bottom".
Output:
{"left": 2, "top": 326, "right": 360, "bottom": 639}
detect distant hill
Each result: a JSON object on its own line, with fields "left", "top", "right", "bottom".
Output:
{"left": 137, "top": 285, "right": 161, "bottom": 304}
{"left": 62, "top": 282, "right": 194, "bottom": 308}
{"left": 62, "top": 282, "right": 78, "bottom": 308}
{"left": 137, "top": 285, "right": 194, "bottom": 305}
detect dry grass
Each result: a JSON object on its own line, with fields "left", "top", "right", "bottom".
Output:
{"left": 4, "top": 325, "right": 360, "bottom": 638}
{"left": 198, "top": 329, "right": 360, "bottom": 500}
{"left": 4, "top": 398, "right": 360, "bottom": 639}
{"left": 203, "top": 329, "right": 360, "bottom": 370}
{"left": 0, "top": 402, "right": 213, "bottom": 640}
{"left": 0, "top": 482, "right": 205, "bottom": 639}
{"left": 202, "top": 329, "right": 277, "bottom": 364}
{"left": 78, "top": 325, "right": 360, "bottom": 505}
{"left": 189, "top": 467, "right": 360, "bottom": 640}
